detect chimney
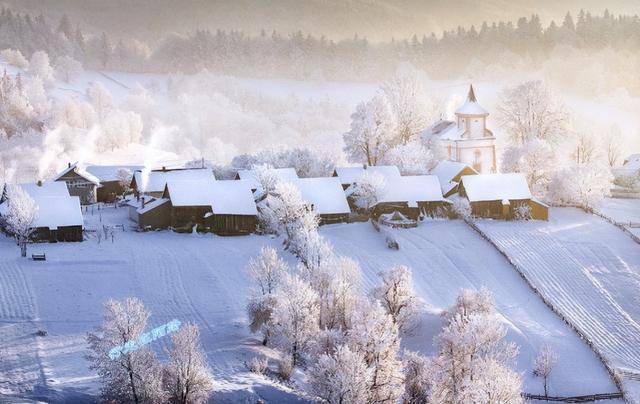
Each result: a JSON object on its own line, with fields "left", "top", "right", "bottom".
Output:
{"left": 68, "top": 162, "right": 71, "bottom": 168}
{"left": 162, "top": 166, "right": 166, "bottom": 171}
{"left": 37, "top": 180, "right": 42, "bottom": 187}
{"left": 141, "top": 197, "right": 146, "bottom": 208}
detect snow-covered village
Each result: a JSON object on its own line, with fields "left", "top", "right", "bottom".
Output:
{"left": 0, "top": 1, "right": 640, "bottom": 403}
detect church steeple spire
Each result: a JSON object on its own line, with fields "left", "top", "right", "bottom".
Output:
{"left": 467, "top": 84, "right": 477, "bottom": 102}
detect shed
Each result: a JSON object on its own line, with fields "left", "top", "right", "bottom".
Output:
{"left": 293, "top": 177, "right": 351, "bottom": 224}
{"left": 127, "top": 197, "right": 172, "bottom": 230}
{"left": 53, "top": 163, "right": 101, "bottom": 204}
{"left": 372, "top": 175, "right": 447, "bottom": 220}
{"left": 458, "top": 173, "right": 548, "bottom": 220}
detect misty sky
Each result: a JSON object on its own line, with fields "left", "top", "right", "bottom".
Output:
{"left": 5, "top": 0, "right": 640, "bottom": 41}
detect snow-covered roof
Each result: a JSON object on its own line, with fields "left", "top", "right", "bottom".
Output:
{"left": 134, "top": 168, "right": 215, "bottom": 194}
{"left": 137, "top": 198, "right": 170, "bottom": 215}
{"left": 164, "top": 180, "right": 257, "bottom": 215}
{"left": 53, "top": 163, "right": 101, "bottom": 185}
{"left": 431, "top": 160, "right": 477, "bottom": 185}
{"left": 85, "top": 165, "right": 144, "bottom": 182}
{"left": 294, "top": 177, "right": 350, "bottom": 215}
{"left": 14, "top": 182, "right": 70, "bottom": 199}
{"left": 333, "top": 165, "right": 401, "bottom": 185}
{"left": 622, "top": 154, "right": 640, "bottom": 171}
{"left": 455, "top": 85, "right": 489, "bottom": 116}
{"left": 377, "top": 175, "right": 444, "bottom": 206}
{"left": 420, "top": 120, "right": 463, "bottom": 141}
{"left": 0, "top": 194, "right": 83, "bottom": 230}
{"left": 236, "top": 167, "right": 299, "bottom": 190}
{"left": 461, "top": 173, "right": 532, "bottom": 202}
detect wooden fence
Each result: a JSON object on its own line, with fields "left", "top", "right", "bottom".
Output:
{"left": 522, "top": 392, "right": 623, "bottom": 402}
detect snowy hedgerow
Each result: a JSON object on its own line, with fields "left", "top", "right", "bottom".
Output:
{"left": 343, "top": 93, "right": 397, "bottom": 166}
{"left": 548, "top": 162, "right": 613, "bottom": 210}
{"left": 347, "top": 300, "right": 404, "bottom": 403}
{"left": 163, "top": 322, "right": 215, "bottom": 404}
{"left": 247, "top": 355, "right": 269, "bottom": 374}
{"left": 277, "top": 354, "right": 294, "bottom": 380}
{"left": 3, "top": 185, "right": 38, "bottom": 257}
{"left": 86, "top": 298, "right": 166, "bottom": 403}
{"left": 27, "top": 51, "right": 55, "bottom": 88}
{"left": 403, "top": 350, "right": 432, "bottom": 404}
{"left": 271, "top": 273, "right": 320, "bottom": 365}
{"left": 533, "top": 344, "right": 557, "bottom": 397}
{"left": 1, "top": 49, "right": 29, "bottom": 69}
{"left": 348, "top": 171, "right": 386, "bottom": 211}
{"left": 309, "top": 344, "right": 373, "bottom": 404}
{"left": 55, "top": 55, "right": 83, "bottom": 83}
{"left": 372, "top": 265, "right": 423, "bottom": 334}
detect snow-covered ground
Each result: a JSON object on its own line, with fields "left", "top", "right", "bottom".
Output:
{"left": 475, "top": 208, "right": 640, "bottom": 402}
{"left": 0, "top": 206, "right": 620, "bottom": 402}
{"left": 597, "top": 197, "right": 640, "bottom": 238}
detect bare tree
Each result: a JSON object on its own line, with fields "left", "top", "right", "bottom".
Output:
{"left": 3, "top": 185, "right": 38, "bottom": 257}
{"left": 163, "top": 323, "right": 215, "bottom": 404}
{"left": 497, "top": 80, "right": 567, "bottom": 146}
{"left": 603, "top": 125, "right": 623, "bottom": 167}
{"left": 533, "top": 344, "right": 557, "bottom": 397}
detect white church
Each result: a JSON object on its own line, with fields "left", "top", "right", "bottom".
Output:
{"left": 422, "top": 85, "right": 497, "bottom": 174}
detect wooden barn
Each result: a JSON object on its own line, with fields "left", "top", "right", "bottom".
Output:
{"left": 0, "top": 182, "right": 83, "bottom": 242}
{"left": 161, "top": 179, "right": 258, "bottom": 235}
{"left": 371, "top": 175, "right": 448, "bottom": 220}
{"left": 294, "top": 177, "right": 351, "bottom": 224}
{"left": 235, "top": 167, "right": 299, "bottom": 193}
{"left": 333, "top": 165, "right": 401, "bottom": 190}
{"left": 53, "top": 163, "right": 101, "bottom": 204}
{"left": 430, "top": 160, "right": 478, "bottom": 197}
{"left": 131, "top": 167, "right": 215, "bottom": 198}
{"left": 86, "top": 165, "right": 143, "bottom": 203}
{"left": 458, "top": 173, "right": 549, "bottom": 220}
{"left": 127, "top": 197, "right": 172, "bottom": 230}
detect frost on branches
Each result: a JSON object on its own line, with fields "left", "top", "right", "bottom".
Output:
{"left": 372, "top": 265, "right": 423, "bottom": 334}
{"left": 549, "top": 163, "right": 613, "bottom": 210}
{"left": 348, "top": 171, "right": 386, "bottom": 212}
{"left": 533, "top": 344, "right": 557, "bottom": 397}
{"left": 429, "top": 289, "right": 522, "bottom": 404}
{"left": 3, "top": 184, "right": 38, "bottom": 257}
{"left": 501, "top": 139, "right": 557, "bottom": 198}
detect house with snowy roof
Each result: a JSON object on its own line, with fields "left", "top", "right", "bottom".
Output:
{"left": 293, "top": 177, "right": 351, "bottom": 224}
{"left": 0, "top": 181, "right": 83, "bottom": 242}
{"left": 430, "top": 160, "right": 478, "bottom": 198}
{"left": 53, "top": 162, "right": 101, "bottom": 204}
{"left": 130, "top": 167, "right": 215, "bottom": 197}
{"left": 458, "top": 173, "right": 548, "bottom": 220}
{"left": 156, "top": 179, "right": 258, "bottom": 235}
{"left": 422, "top": 85, "right": 497, "bottom": 174}
{"left": 86, "top": 165, "right": 144, "bottom": 203}
{"left": 235, "top": 167, "right": 299, "bottom": 193}
{"left": 371, "top": 175, "right": 448, "bottom": 220}
{"left": 333, "top": 165, "right": 401, "bottom": 190}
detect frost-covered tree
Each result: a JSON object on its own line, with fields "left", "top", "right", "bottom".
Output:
{"left": 116, "top": 168, "right": 133, "bottom": 197}
{"left": 348, "top": 171, "right": 386, "bottom": 212}
{"left": 382, "top": 140, "right": 435, "bottom": 175}
{"left": 497, "top": 81, "right": 567, "bottom": 146}
{"left": 381, "top": 66, "right": 430, "bottom": 144}
{"left": 271, "top": 273, "right": 320, "bottom": 365}
{"left": 251, "top": 164, "right": 281, "bottom": 198}
{"left": 372, "top": 265, "right": 423, "bottom": 334}
{"left": 1, "top": 49, "right": 29, "bottom": 69}
{"left": 97, "top": 110, "right": 143, "bottom": 152}
{"left": 549, "top": 163, "right": 613, "bottom": 209}
{"left": 533, "top": 344, "right": 557, "bottom": 397}
{"left": 27, "top": 51, "right": 55, "bottom": 88}
{"left": 55, "top": 55, "right": 83, "bottom": 83}
{"left": 163, "top": 323, "right": 215, "bottom": 404}
{"left": 246, "top": 246, "right": 288, "bottom": 345}
{"left": 85, "top": 298, "right": 166, "bottom": 404}
{"left": 348, "top": 300, "right": 404, "bottom": 403}
{"left": 501, "top": 139, "right": 557, "bottom": 197}
{"left": 429, "top": 289, "right": 520, "bottom": 404}
{"left": 3, "top": 185, "right": 38, "bottom": 257}
{"left": 343, "top": 93, "right": 397, "bottom": 166}
{"left": 403, "top": 351, "right": 432, "bottom": 404}
{"left": 451, "top": 196, "right": 472, "bottom": 220}
{"left": 309, "top": 345, "right": 372, "bottom": 404}
{"left": 87, "top": 81, "right": 114, "bottom": 120}
{"left": 465, "top": 358, "right": 523, "bottom": 403}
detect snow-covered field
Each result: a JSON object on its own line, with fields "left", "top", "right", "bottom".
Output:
{"left": 475, "top": 208, "right": 640, "bottom": 402}
{"left": 597, "top": 198, "right": 640, "bottom": 239}
{"left": 0, "top": 206, "right": 621, "bottom": 402}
